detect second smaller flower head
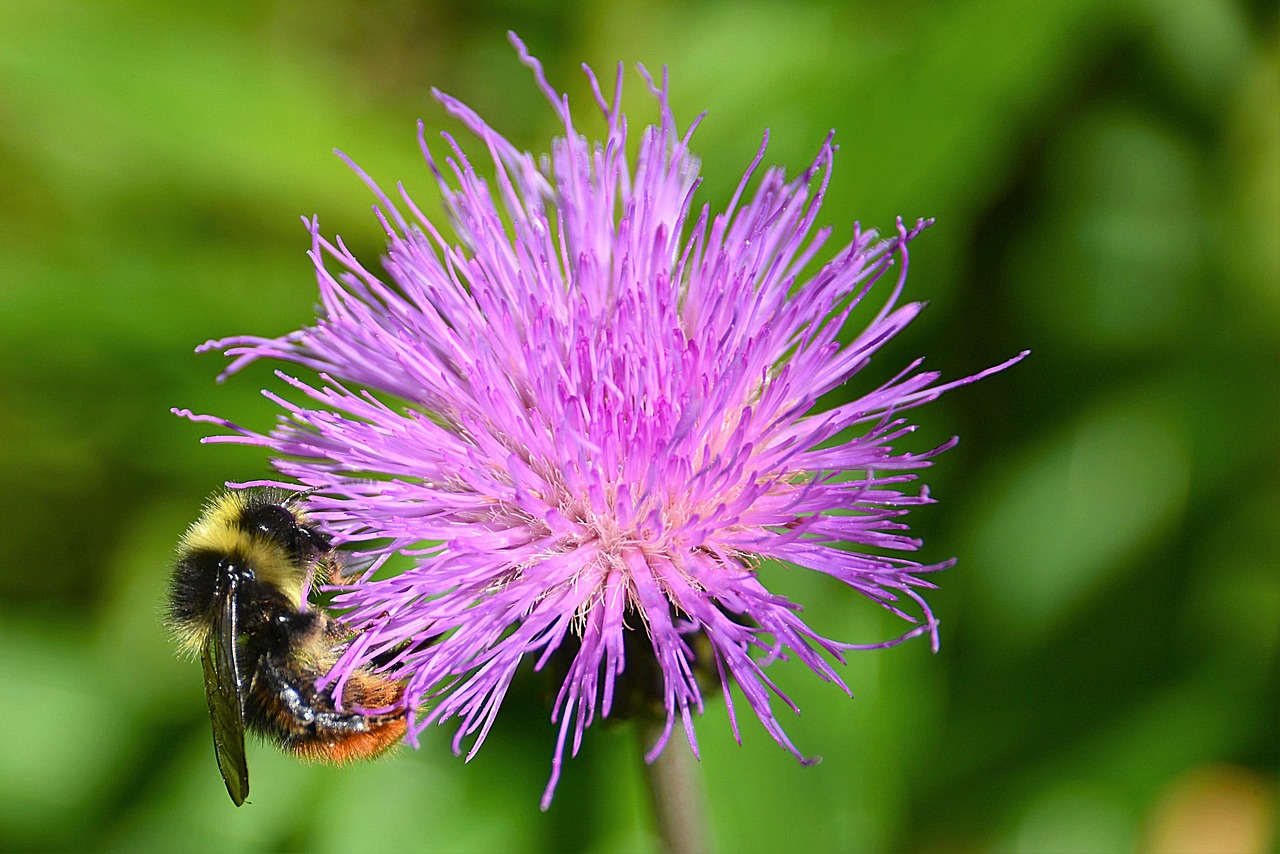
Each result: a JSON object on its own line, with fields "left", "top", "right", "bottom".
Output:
{"left": 183, "top": 34, "right": 1026, "bottom": 807}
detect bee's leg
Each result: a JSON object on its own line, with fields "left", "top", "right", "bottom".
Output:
{"left": 251, "top": 654, "right": 392, "bottom": 736}
{"left": 324, "top": 554, "right": 345, "bottom": 587}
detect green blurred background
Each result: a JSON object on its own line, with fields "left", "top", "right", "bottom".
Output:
{"left": 0, "top": 1, "right": 1275, "bottom": 851}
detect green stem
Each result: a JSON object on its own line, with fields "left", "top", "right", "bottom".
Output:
{"left": 638, "top": 717, "right": 712, "bottom": 854}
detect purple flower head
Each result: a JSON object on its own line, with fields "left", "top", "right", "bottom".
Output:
{"left": 179, "top": 33, "right": 1026, "bottom": 807}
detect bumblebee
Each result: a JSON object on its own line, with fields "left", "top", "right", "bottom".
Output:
{"left": 168, "top": 489, "right": 406, "bottom": 806}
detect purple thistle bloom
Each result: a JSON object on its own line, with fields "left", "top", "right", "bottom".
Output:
{"left": 179, "top": 33, "right": 1026, "bottom": 808}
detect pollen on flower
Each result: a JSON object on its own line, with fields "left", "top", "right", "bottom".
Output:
{"left": 180, "top": 30, "right": 1027, "bottom": 809}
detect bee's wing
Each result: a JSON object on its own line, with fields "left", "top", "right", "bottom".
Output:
{"left": 201, "top": 572, "right": 249, "bottom": 806}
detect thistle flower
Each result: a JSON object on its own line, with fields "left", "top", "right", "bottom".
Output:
{"left": 180, "top": 33, "right": 1026, "bottom": 808}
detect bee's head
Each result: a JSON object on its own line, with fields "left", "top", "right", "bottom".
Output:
{"left": 240, "top": 502, "right": 332, "bottom": 563}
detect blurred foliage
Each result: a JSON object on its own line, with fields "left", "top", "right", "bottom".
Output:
{"left": 0, "top": 0, "right": 1276, "bottom": 851}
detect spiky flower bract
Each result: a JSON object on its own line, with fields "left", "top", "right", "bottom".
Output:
{"left": 179, "top": 33, "right": 1026, "bottom": 807}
